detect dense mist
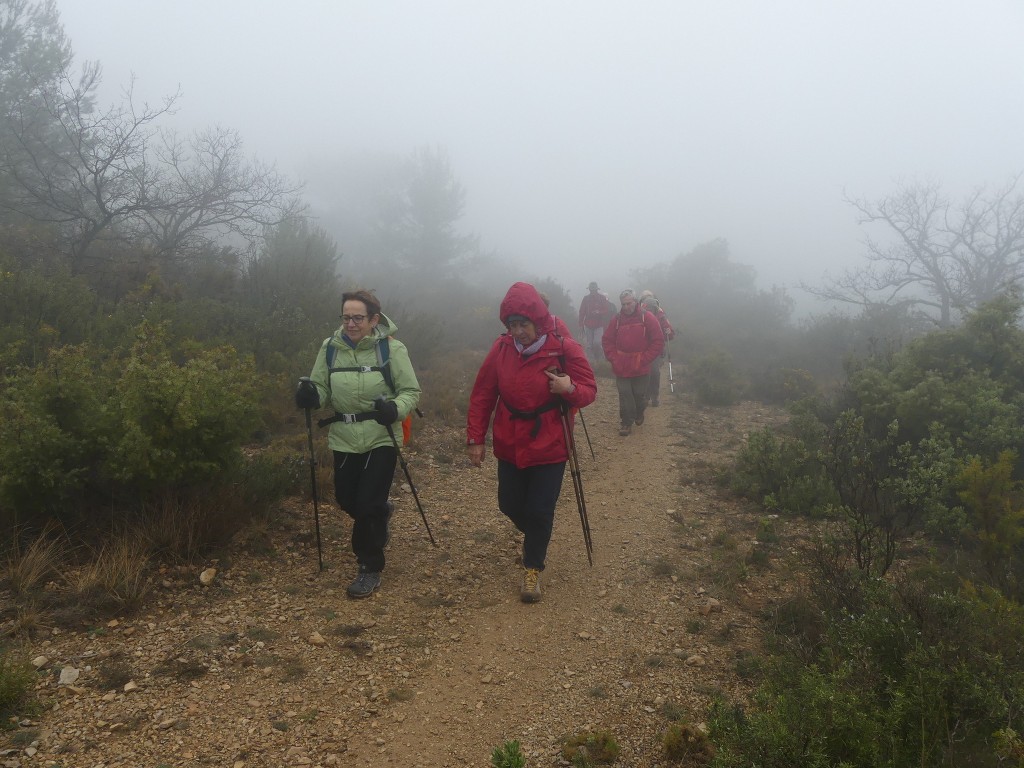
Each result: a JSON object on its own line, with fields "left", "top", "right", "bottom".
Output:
{"left": 47, "top": 0, "right": 1024, "bottom": 307}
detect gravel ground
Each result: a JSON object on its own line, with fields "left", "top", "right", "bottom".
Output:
{"left": 2, "top": 373, "right": 792, "bottom": 768}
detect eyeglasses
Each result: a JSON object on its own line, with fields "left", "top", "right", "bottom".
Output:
{"left": 342, "top": 314, "right": 367, "bottom": 324}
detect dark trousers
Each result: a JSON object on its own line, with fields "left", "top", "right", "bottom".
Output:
{"left": 497, "top": 459, "right": 566, "bottom": 571}
{"left": 616, "top": 375, "right": 649, "bottom": 427}
{"left": 583, "top": 325, "right": 604, "bottom": 360}
{"left": 647, "top": 356, "right": 662, "bottom": 402}
{"left": 333, "top": 446, "right": 397, "bottom": 572}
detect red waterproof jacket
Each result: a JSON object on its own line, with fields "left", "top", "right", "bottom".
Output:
{"left": 467, "top": 282, "right": 597, "bottom": 468}
{"left": 602, "top": 308, "right": 665, "bottom": 377}
{"left": 551, "top": 314, "right": 574, "bottom": 340}
{"left": 578, "top": 291, "right": 614, "bottom": 329}
{"left": 650, "top": 306, "right": 675, "bottom": 341}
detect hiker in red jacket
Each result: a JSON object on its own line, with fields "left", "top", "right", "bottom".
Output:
{"left": 466, "top": 282, "right": 597, "bottom": 602}
{"left": 640, "top": 291, "right": 675, "bottom": 407}
{"left": 602, "top": 289, "right": 664, "bottom": 435}
{"left": 577, "top": 281, "right": 614, "bottom": 360}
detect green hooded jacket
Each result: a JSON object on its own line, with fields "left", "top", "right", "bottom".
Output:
{"left": 307, "top": 313, "right": 421, "bottom": 454}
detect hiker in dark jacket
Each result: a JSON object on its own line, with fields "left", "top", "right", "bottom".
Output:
{"left": 602, "top": 289, "right": 664, "bottom": 435}
{"left": 294, "top": 289, "right": 421, "bottom": 599}
{"left": 466, "top": 282, "right": 597, "bottom": 602}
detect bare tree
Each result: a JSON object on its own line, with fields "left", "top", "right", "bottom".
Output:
{"left": 808, "top": 176, "right": 1024, "bottom": 327}
{"left": 2, "top": 61, "right": 304, "bottom": 271}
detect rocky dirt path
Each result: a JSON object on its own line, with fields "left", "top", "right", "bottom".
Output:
{"left": 3, "top": 373, "right": 788, "bottom": 768}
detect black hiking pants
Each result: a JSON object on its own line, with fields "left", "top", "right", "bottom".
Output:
{"left": 497, "top": 459, "right": 566, "bottom": 571}
{"left": 333, "top": 446, "right": 397, "bottom": 572}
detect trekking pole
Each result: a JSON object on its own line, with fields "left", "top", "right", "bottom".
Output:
{"left": 577, "top": 409, "right": 596, "bottom": 462}
{"left": 375, "top": 396, "right": 437, "bottom": 546}
{"left": 558, "top": 402, "right": 594, "bottom": 566}
{"left": 302, "top": 402, "right": 324, "bottom": 573}
{"left": 667, "top": 348, "right": 675, "bottom": 394}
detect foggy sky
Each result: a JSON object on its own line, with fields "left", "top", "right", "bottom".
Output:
{"left": 58, "top": 1, "right": 1024, "bottom": 306}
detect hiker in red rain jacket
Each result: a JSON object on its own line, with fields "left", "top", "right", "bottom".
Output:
{"left": 577, "top": 281, "right": 614, "bottom": 360}
{"left": 640, "top": 290, "right": 675, "bottom": 407}
{"left": 466, "top": 282, "right": 597, "bottom": 603}
{"left": 602, "top": 289, "right": 664, "bottom": 436}
{"left": 539, "top": 291, "right": 575, "bottom": 340}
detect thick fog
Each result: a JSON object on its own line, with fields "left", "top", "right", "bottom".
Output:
{"left": 59, "top": 0, "right": 1024, "bottom": 305}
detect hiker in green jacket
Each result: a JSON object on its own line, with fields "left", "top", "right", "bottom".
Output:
{"left": 294, "top": 289, "right": 422, "bottom": 598}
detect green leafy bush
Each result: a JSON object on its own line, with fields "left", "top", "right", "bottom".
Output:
{"left": 710, "top": 576, "right": 1024, "bottom": 767}
{"left": 491, "top": 740, "right": 526, "bottom": 768}
{"left": 561, "top": 729, "right": 620, "bottom": 766}
{"left": 0, "top": 321, "right": 265, "bottom": 531}
{"left": 0, "top": 647, "right": 34, "bottom": 722}
{"left": 730, "top": 412, "right": 835, "bottom": 517}
{"left": 692, "top": 350, "right": 742, "bottom": 406}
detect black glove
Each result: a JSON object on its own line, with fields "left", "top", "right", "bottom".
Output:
{"left": 373, "top": 397, "right": 399, "bottom": 426}
{"left": 294, "top": 378, "right": 319, "bottom": 410}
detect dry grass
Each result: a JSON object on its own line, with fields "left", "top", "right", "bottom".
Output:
{"left": 69, "top": 533, "right": 152, "bottom": 611}
{"left": 4, "top": 526, "right": 69, "bottom": 596}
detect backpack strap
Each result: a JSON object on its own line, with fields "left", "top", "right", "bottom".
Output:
{"left": 321, "top": 335, "right": 423, "bottom": 428}
{"left": 377, "top": 336, "right": 424, "bottom": 418}
{"left": 317, "top": 411, "right": 379, "bottom": 428}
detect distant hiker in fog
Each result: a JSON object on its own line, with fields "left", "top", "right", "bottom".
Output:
{"left": 539, "top": 291, "right": 574, "bottom": 339}
{"left": 602, "top": 289, "right": 664, "bottom": 436}
{"left": 466, "top": 282, "right": 597, "bottom": 603}
{"left": 578, "top": 281, "right": 615, "bottom": 360}
{"left": 639, "top": 290, "right": 675, "bottom": 407}
{"left": 294, "top": 289, "right": 421, "bottom": 599}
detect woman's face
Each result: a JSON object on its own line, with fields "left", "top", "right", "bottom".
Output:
{"left": 507, "top": 317, "right": 538, "bottom": 346}
{"left": 341, "top": 299, "right": 379, "bottom": 343}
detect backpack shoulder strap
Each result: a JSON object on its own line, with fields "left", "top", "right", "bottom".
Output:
{"left": 377, "top": 335, "right": 424, "bottom": 419}
{"left": 375, "top": 336, "right": 395, "bottom": 393}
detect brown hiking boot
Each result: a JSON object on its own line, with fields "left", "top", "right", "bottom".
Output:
{"left": 619, "top": 425, "right": 631, "bottom": 436}
{"left": 520, "top": 567, "right": 542, "bottom": 603}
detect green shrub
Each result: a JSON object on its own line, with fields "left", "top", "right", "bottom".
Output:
{"left": 663, "top": 721, "right": 715, "bottom": 764}
{"left": 692, "top": 350, "right": 742, "bottom": 406}
{"left": 957, "top": 451, "right": 1024, "bottom": 598}
{"left": 0, "top": 647, "right": 34, "bottom": 722}
{"left": 730, "top": 421, "right": 835, "bottom": 517}
{"left": 0, "top": 321, "right": 265, "bottom": 531}
{"left": 709, "top": 581, "right": 1024, "bottom": 767}
{"left": 491, "top": 739, "right": 526, "bottom": 768}
{"left": 561, "top": 729, "right": 619, "bottom": 766}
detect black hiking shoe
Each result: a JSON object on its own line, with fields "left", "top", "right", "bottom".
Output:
{"left": 635, "top": 412, "right": 645, "bottom": 426}
{"left": 346, "top": 567, "right": 381, "bottom": 599}
{"left": 619, "top": 424, "right": 631, "bottom": 436}
{"left": 383, "top": 501, "right": 394, "bottom": 549}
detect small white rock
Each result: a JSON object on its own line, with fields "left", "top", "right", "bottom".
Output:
{"left": 57, "top": 667, "right": 79, "bottom": 686}
{"left": 199, "top": 568, "right": 217, "bottom": 585}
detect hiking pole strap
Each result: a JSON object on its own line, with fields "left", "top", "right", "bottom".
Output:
{"left": 304, "top": 408, "right": 324, "bottom": 572}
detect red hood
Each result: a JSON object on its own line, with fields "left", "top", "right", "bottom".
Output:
{"left": 499, "top": 282, "right": 554, "bottom": 335}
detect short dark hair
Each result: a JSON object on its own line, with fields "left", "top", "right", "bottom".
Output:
{"left": 341, "top": 289, "right": 381, "bottom": 318}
